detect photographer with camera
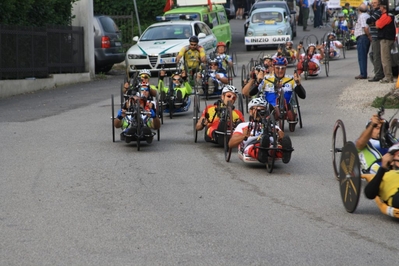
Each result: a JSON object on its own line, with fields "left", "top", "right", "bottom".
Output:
{"left": 228, "top": 98, "right": 293, "bottom": 164}
{"left": 364, "top": 143, "right": 399, "bottom": 208}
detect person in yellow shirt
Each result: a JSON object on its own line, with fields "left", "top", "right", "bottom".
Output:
{"left": 365, "top": 143, "right": 399, "bottom": 208}
{"left": 175, "top": 36, "right": 206, "bottom": 72}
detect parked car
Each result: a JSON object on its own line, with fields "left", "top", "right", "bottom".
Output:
{"left": 93, "top": 15, "right": 125, "bottom": 73}
{"left": 244, "top": 0, "right": 296, "bottom": 38}
{"left": 125, "top": 19, "right": 217, "bottom": 76}
{"left": 164, "top": 3, "right": 233, "bottom": 48}
{"left": 245, "top": 7, "right": 292, "bottom": 51}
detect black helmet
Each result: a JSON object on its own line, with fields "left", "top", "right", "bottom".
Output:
{"left": 189, "top": 35, "right": 199, "bottom": 43}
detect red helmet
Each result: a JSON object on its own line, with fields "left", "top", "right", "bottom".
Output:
{"left": 217, "top": 41, "right": 226, "bottom": 47}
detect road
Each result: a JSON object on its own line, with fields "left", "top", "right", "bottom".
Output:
{"left": 1, "top": 19, "right": 399, "bottom": 265}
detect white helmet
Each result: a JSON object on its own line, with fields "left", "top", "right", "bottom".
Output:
{"left": 138, "top": 69, "right": 151, "bottom": 77}
{"left": 248, "top": 97, "right": 267, "bottom": 110}
{"left": 389, "top": 143, "right": 399, "bottom": 154}
{"left": 222, "top": 85, "right": 239, "bottom": 94}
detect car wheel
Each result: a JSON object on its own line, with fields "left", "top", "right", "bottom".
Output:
{"left": 96, "top": 64, "right": 113, "bottom": 74}
{"left": 246, "top": 45, "right": 251, "bottom": 51}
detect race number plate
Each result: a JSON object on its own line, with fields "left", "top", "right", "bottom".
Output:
{"left": 245, "top": 35, "right": 291, "bottom": 45}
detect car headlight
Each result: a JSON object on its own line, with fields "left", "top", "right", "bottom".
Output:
{"left": 277, "top": 29, "right": 283, "bottom": 35}
{"left": 128, "top": 54, "right": 146, "bottom": 59}
{"left": 247, "top": 30, "right": 253, "bottom": 36}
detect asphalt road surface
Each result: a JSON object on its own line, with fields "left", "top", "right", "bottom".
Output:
{"left": 1, "top": 19, "right": 399, "bottom": 265}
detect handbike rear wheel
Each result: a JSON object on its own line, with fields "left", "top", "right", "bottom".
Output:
{"left": 332, "top": 119, "right": 347, "bottom": 180}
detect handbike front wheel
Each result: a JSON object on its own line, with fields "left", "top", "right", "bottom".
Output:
{"left": 332, "top": 119, "right": 347, "bottom": 180}
{"left": 224, "top": 105, "right": 233, "bottom": 162}
{"left": 266, "top": 111, "right": 278, "bottom": 173}
{"left": 193, "top": 94, "right": 200, "bottom": 143}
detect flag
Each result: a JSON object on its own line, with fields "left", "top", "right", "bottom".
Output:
{"left": 208, "top": 0, "right": 212, "bottom": 11}
{"left": 163, "top": 0, "right": 173, "bottom": 12}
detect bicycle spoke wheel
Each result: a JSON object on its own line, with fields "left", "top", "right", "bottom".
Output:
{"left": 332, "top": 119, "right": 347, "bottom": 180}
{"left": 266, "top": 112, "right": 278, "bottom": 173}
{"left": 111, "top": 94, "right": 115, "bottom": 143}
{"left": 237, "top": 93, "right": 244, "bottom": 115}
{"left": 278, "top": 92, "right": 286, "bottom": 131}
{"left": 325, "top": 57, "right": 329, "bottom": 77}
{"left": 193, "top": 94, "right": 200, "bottom": 143}
{"left": 241, "top": 64, "right": 246, "bottom": 88}
{"left": 136, "top": 104, "right": 141, "bottom": 151}
{"left": 224, "top": 104, "right": 233, "bottom": 162}
{"left": 228, "top": 66, "right": 234, "bottom": 85}
{"left": 231, "top": 51, "right": 237, "bottom": 77}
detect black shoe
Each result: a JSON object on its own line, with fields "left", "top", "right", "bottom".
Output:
{"left": 142, "top": 127, "right": 152, "bottom": 138}
{"left": 281, "top": 136, "right": 293, "bottom": 164}
{"left": 368, "top": 77, "right": 382, "bottom": 82}
{"left": 176, "top": 90, "right": 182, "bottom": 102}
{"left": 120, "top": 132, "right": 125, "bottom": 141}
{"left": 126, "top": 127, "right": 136, "bottom": 137}
{"left": 258, "top": 135, "right": 270, "bottom": 163}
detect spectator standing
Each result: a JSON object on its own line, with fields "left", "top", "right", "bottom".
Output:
{"left": 354, "top": 3, "right": 371, "bottom": 79}
{"left": 367, "top": 0, "right": 384, "bottom": 82}
{"left": 376, "top": 4, "right": 396, "bottom": 83}
{"left": 297, "top": 0, "right": 303, "bottom": 26}
{"left": 313, "top": 0, "right": 323, "bottom": 28}
{"left": 301, "top": 0, "right": 310, "bottom": 31}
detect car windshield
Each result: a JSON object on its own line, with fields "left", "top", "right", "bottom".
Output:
{"left": 140, "top": 25, "right": 192, "bottom": 41}
{"left": 252, "top": 11, "right": 283, "bottom": 23}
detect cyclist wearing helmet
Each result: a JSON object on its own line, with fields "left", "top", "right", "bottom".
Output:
{"left": 364, "top": 142, "right": 399, "bottom": 209}
{"left": 158, "top": 70, "right": 192, "bottom": 106}
{"left": 196, "top": 58, "right": 229, "bottom": 95}
{"left": 214, "top": 41, "right": 233, "bottom": 71}
{"left": 296, "top": 43, "right": 324, "bottom": 76}
{"left": 243, "top": 56, "right": 306, "bottom": 131}
{"left": 324, "top": 32, "right": 343, "bottom": 59}
{"left": 356, "top": 114, "right": 390, "bottom": 174}
{"left": 175, "top": 35, "right": 206, "bottom": 71}
{"left": 272, "top": 41, "right": 297, "bottom": 63}
{"left": 196, "top": 85, "right": 245, "bottom": 145}
{"left": 332, "top": 12, "right": 350, "bottom": 32}
{"left": 114, "top": 82, "right": 161, "bottom": 143}
{"left": 229, "top": 97, "right": 293, "bottom": 164}
{"left": 262, "top": 54, "right": 274, "bottom": 74}
{"left": 124, "top": 69, "right": 158, "bottom": 98}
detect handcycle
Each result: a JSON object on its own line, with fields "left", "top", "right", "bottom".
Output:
{"left": 157, "top": 66, "right": 192, "bottom": 120}
{"left": 331, "top": 95, "right": 399, "bottom": 216}
{"left": 193, "top": 96, "right": 244, "bottom": 144}
{"left": 333, "top": 28, "right": 351, "bottom": 59}
{"left": 276, "top": 44, "right": 297, "bottom": 66}
{"left": 111, "top": 94, "right": 160, "bottom": 150}
{"left": 237, "top": 108, "right": 294, "bottom": 173}
{"left": 297, "top": 35, "right": 328, "bottom": 80}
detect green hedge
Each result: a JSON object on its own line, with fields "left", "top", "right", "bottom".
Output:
{"left": 0, "top": 0, "right": 78, "bottom": 26}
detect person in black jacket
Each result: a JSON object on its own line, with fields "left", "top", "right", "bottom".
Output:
{"left": 376, "top": 4, "right": 396, "bottom": 83}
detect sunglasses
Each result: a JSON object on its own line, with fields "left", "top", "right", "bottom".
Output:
{"left": 189, "top": 43, "right": 198, "bottom": 46}
{"left": 173, "top": 78, "right": 180, "bottom": 81}
{"left": 210, "top": 64, "right": 218, "bottom": 67}
{"left": 141, "top": 88, "right": 149, "bottom": 91}
{"left": 141, "top": 76, "right": 149, "bottom": 79}
{"left": 275, "top": 66, "right": 286, "bottom": 70}
{"left": 225, "top": 94, "right": 236, "bottom": 100}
